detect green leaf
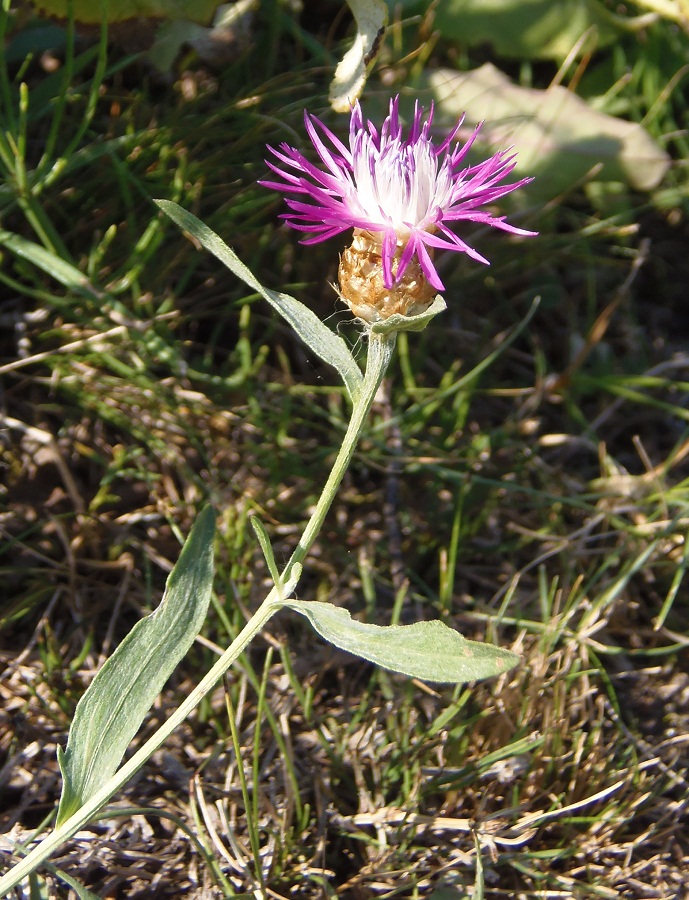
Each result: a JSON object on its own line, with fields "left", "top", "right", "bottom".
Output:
{"left": 50, "top": 870, "right": 103, "bottom": 900}
{"left": 156, "top": 200, "right": 363, "bottom": 403}
{"left": 283, "top": 601, "right": 519, "bottom": 683}
{"left": 250, "top": 517, "right": 302, "bottom": 602}
{"left": 330, "top": 0, "right": 388, "bottom": 112}
{"left": 56, "top": 506, "right": 216, "bottom": 826}
{"left": 250, "top": 515, "right": 281, "bottom": 589}
{"left": 369, "top": 295, "right": 446, "bottom": 335}
{"left": 429, "top": 0, "right": 621, "bottom": 62}
{"left": 0, "top": 229, "right": 87, "bottom": 290}
{"left": 427, "top": 64, "right": 670, "bottom": 199}
{"left": 25, "top": 0, "right": 219, "bottom": 25}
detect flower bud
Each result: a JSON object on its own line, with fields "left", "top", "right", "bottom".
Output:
{"left": 337, "top": 229, "right": 436, "bottom": 323}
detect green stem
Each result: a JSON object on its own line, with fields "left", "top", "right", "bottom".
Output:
{"left": 0, "top": 330, "right": 396, "bottom": 894}
{"left": 285, "top": 331, "right": 396, "bottom": 576}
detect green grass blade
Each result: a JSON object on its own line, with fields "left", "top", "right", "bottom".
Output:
{"left": 56, "top": 506, "right": 216, "bottom": 826}
{"left": 0, "top": 228, "right": 95, "bottom": 293}
{"left": 282, "top": 600, "right": 519, "bottom": 683}
{"left": 155, "top": 200, "right": 364, "bottom": 403}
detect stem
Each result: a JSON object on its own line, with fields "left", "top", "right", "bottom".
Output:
{"left": 0, "top": 331, "right": 396, "bottom": 894}
{"left": 285, "top": 331, "right": 396, "bottom": 576}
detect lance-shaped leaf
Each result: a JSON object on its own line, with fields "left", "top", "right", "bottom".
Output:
{"left": 156, "top": 200, "right": 363, "bottom": 403}
{"left": 283, "top": 600, "right": 519, "bottom": 683}
{"left": 56, "top": 506, "right": 216, "bottom": 825}
{"left": 250, "top": 516, "right": 302, "bottom": 600}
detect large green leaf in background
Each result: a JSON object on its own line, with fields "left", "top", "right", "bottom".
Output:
{"left": 26, "top": 0, "right": 219, "bottom": 24}
{"left": 431, "top": 0, "right": 622, "bottom": 61}
{"left": 426, "top": 64, "right": 670, "bottom": 200}
{"left": 433, "top": 0, "right": 689, "bottom": 57}
{"left": 56, "top": 507, "right": 216, "bottom": 826}
{"left": 385, "top": 0, "right": 645, "bottom": 61}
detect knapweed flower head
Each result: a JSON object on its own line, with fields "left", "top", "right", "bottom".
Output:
{"left": 261, "top": 96, "right": 534, "bottom": 322}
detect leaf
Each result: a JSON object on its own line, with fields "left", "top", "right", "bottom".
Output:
{"left": 427, "top": 64, "right": 670, "bottom": 199}
{"left": 56, "top": 506, "right": 216, "bottom": 825}
{"left": 330, "top": 0, "right": 388, "bottom": 113}
{"left": 250, "top": 515, "right": 281, "bottom": 588}
{"left": 429, "top": 0, "right": 621, "bottom": 62}
{"left": 156, "top": 200, "right": 363, "bottom": 403}
{"left": 369, "top": 296, "right": 446, "bottom": 335}
{"left": 283, "top": 601, "right": 519, "bottom": 683}
{"left": 250, "top": 517, "right": 301, "bottom": 601}
{"left": 50, "top": 869, "right": 104, "bottom": 900}
{"left": 25, "top": 0, "right": 220, "bottom": 25}
{"left": 148, "top": 0, "right": 256, "bottom": 73}
{"left": 0, "top": 229, "right": 89, "bottom": 291}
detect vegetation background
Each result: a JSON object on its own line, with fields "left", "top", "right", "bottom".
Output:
{"left": 1, "top": 0, "right": 688, "bottom": 896}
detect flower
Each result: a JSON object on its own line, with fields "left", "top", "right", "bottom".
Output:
{"left": 260, "top": 96, "right": 534, "bottom": 300}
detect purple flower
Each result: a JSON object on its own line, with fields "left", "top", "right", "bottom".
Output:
{"left": 260, "top": 96, "right": 535, "bottom": 293}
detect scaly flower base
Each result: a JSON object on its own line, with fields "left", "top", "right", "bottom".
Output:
{"left": 338, "top": 229, "right": 437, "bottom": 322}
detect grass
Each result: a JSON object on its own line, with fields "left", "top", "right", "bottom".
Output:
{"left": 2, "top": 0, "right": 689, "bottom": 897}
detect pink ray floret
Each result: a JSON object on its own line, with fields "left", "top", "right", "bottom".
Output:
{"left": 260, "top": 96, "right": 535, "bottom": 292}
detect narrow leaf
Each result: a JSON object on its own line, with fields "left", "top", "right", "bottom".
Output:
{"left": 0, "top": 229, "right": 88, "bottom": 291}
{"left": 50, "top": 869, "right": 103, "bottom": 900}
{"left": 283, "top": 600, "right": 519, "bottom": 683}
{"left": 156, "top": 200, "right": 363, "bottom": 403}
{"left": 56, "top": 506, "right": 216, "bottom": 825}
{"left": 250, "top": 515, "right": 281, "bottom": 588}
{"left": 250, "top": 516, "right": 302, "bottom": 603}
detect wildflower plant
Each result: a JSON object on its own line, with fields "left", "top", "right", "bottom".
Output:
{"left": 0, "top": 97, "right": 535, "bottom": 894}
